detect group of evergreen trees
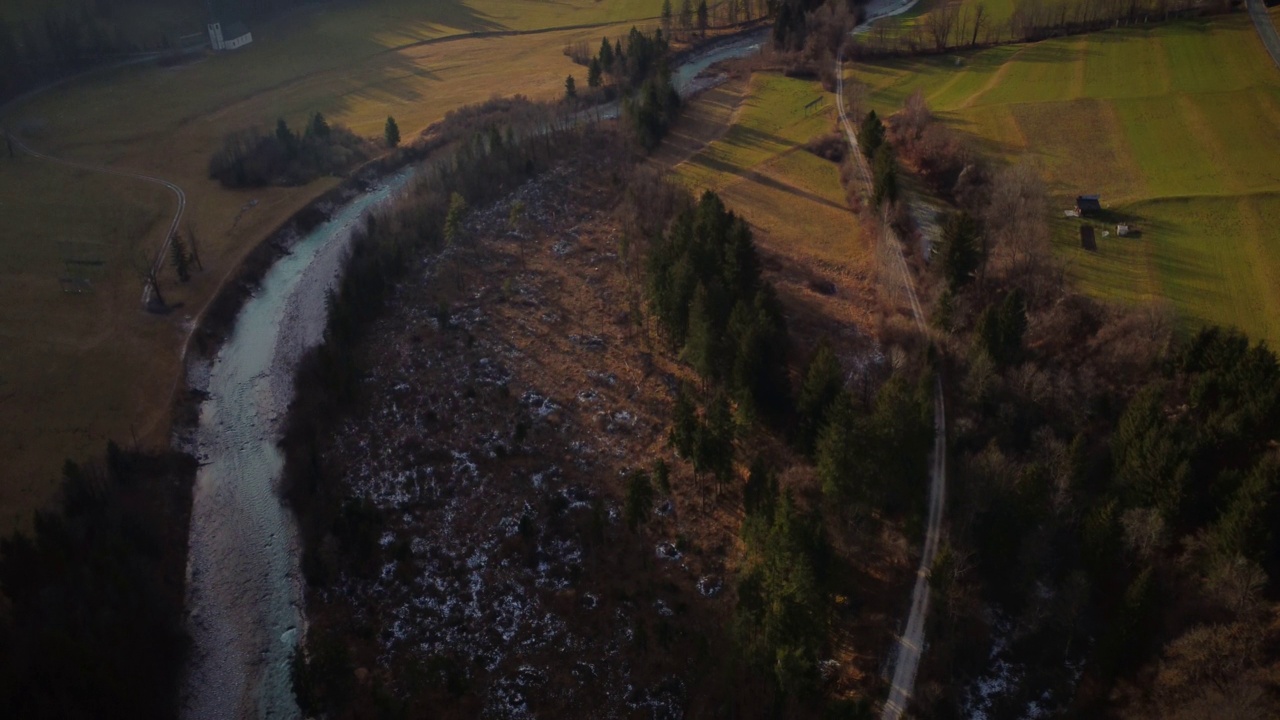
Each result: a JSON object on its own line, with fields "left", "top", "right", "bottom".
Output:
{"left": 208, "top": 112, "right": 374, "bottom": 188}
{"left": 736, "top": 462, "right": 831, "bottom": 699}
{"left": 647, "top": 191, "right": 791, "bottom": 422}
{"left": 0, "top": 446, "right": 196, "bottom": 720}
{"left": 859, "top": 110, "right": 898, "bottom": 208}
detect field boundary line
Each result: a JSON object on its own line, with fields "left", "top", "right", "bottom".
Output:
{"left": 835, "top": 44, "right": 947, "bottom": 720}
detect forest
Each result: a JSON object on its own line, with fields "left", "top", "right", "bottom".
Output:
{"left": 0, "top": 446, "right": 196, "bottom": 720}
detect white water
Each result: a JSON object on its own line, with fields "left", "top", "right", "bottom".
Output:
{"left": 182, "top": 170, "right": 414, "bottom": 720}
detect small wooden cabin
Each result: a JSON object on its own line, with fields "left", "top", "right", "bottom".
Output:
{"left": 1076, "top": 195, "right": 1102, "bottom": 216}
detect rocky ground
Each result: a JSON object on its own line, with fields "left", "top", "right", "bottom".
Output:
{"left": 307, "top": 138, "right": 912, "bottom": 717}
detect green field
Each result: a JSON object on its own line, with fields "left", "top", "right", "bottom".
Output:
{"left": 676, "top": 74, "right": 863, "bottom": 267}
{"left": 669, "top": 73, "right": 881, "bottom": 333}
{"left": 849, "top": 15, "right": 1280, "bottom": 343}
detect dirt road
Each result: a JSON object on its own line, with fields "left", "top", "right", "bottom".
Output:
{"left": 11, "top": 134, "right": 186, "bottom": 304}
{"left": 1249, "top": 0, "right": 1280, "bottom": 69}
{"left": 835, "top": 47, "right": 948, "bottom": 720}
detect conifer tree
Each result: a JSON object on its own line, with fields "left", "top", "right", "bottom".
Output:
{"left": 669, "top": 386, "right": 700, "bottom": 460}
{"left": 587, "top": 58, "right": 602, "bottom": 88}
{"left": 696, "top": 0, "right": 709, "bottom": 35}
{"left": 796, "top": 342, "right": 844, "bottom": 457}
{"left": 939, "top": 211, "right": 982, "bottom": 291}
{"left": 384, "top": 116, "right": 400, "bottom": 148}
{"left": 859, "top": 109, "right": 885, "bottom": 158}
{"left": 599, "top": 36, "right": 615, "bottom": 73}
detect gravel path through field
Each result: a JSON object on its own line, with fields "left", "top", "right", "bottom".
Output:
{"left": 1249, "top": 0, "right": 1280, "bottom": 69}
{"left": 9, "top": 134, "right": 185, "bottom": 305}
{"left": 835, "top": 35, "right": 947, "bottom": 720}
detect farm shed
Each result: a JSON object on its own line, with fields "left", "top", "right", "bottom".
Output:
{"left": 1080, "top": 224, "right": 1097, "bottom": 251}
{"left": 208, "top": 21, "right": 252, "bottom": 51}
{"left": 1076, "top": 195, "right": 1102, "bottom": 216}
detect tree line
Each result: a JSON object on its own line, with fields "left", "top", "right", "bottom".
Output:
{"left": 638, "top": 177, "right": 938, "bottom": 714}
{"left": 0, "top": 444, "right": 197, "bottom": 720}
{"left": 563, "top": 27, "right": 683, "bottom": 151}
{"left": 208, "top": 112, "right": 376, "bottom": 188}
{"left": 857, "top": 90, "right": 1280, "bottom": 717}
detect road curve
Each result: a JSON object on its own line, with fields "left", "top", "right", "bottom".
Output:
{"left": 1248, "top": 0, "right": 1280, "bottom": 69}
{"left": 11, "top": 135, "right": 186, "bottom": 304}
{"left": 834, "top": 46, "right": 948, "bottom": 720}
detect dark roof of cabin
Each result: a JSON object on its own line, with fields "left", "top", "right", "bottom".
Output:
{"left": 224, "top": 21, "right": 250, "bottom": 39}
{"left": 1076, "top": 195, "right": 1102, "bottom": 209}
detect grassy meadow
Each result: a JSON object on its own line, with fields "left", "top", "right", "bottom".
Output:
{"left": 667, "top": 73, "right": 879, "bottom": 333}
{"left": 0, "top": 0, "right": 665, "bottom": 532}
{"left": 848, "top": 14, "right": 1280, "bottom": 343}
{"left": 675, "top": 74, "right": 863, "bottom": 269}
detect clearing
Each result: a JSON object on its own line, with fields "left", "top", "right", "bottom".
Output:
{"left": 848, "top": 15, "right": 1280, "bottom": 343}
{"left": 666, "top": 72, "right": 881, "bottom": 342}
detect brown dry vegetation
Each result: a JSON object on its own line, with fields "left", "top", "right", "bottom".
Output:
{"left": 0, "top": 13, "right": 668, "bottom": 533}
{"left": 291, "top": 124, "right": 920, "bottom": 714}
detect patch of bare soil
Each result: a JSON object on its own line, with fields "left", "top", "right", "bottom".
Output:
{"left": 308, "top": 144, "right": 914, "bottom": 716}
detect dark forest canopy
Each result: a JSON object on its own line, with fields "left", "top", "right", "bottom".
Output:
{"left": 0, "top": 445, "right": 196, "bottom": 720}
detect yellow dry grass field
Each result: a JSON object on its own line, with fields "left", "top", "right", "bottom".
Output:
{"left": 670, "top": 73, "right": 879, "bottom": 337}
{"left": 0, "top": 0, "right": 664, "bottom": 532}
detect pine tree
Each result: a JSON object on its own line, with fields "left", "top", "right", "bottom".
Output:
{"left": 871, "top": 143, "right": 897, "bottom": 207}
{"left": 816, "top": 393, "right": 859, "bottom": 500}
{"left": 699, "top": 390, "right": 736, "bottom": 495}
{"left": 661, "top": 0, "right": 674, "bottom": 34}
{"left": 307, "top": 112, "right": 330, "bottom": 140}
{"left": 796, "top": 342, "right": 844, "bottom": 457}
{"left": 680, "top": 0, "right": 694, "bottom": 29}
{"left": 587, "top": 58, "right": 602, "bottom": 88}
{"left": 976, "top": 288, "right": 1027, "bottom": 365}
{"left": 624, "top": 471, "right": 656, "bottom": 532}
{"left": 599, "top": 36, "right": 615, "bottom": 74}
{"left": 939, "top": 211, "right": 982, "bottom": 291}
{"left": 743, "top": 456, "right": 779, "bottom": 520}
{"left": 444, "top": 192, "right": 468, "bottom": 246}
{"left": 276, "top": 118, "right": 297, "bottom": 157}
{"left": 669, "top": 386, "right": 700, "bottom": 460}
{"left": 696, "top": 0, "right": 709, "bottom": 36}
{"left": 564, "top": 74, "right": 577, "bottom": 100}
{"left": 859, "top": 110, "right": 885, "bottom": 158}
{"left": 683, "top": 283, "right": 721, "bottom": 383}
{"left": 384, "top": 116, "right": 400, "bottom": 148}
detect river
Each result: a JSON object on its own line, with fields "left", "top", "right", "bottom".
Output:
{"left": 179, "top": 34, "right": 773, "bottom": 720}
{"left": 181, "top": 171, "right": 415, "bottom": 720}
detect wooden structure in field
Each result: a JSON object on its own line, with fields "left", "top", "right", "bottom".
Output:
{"left": 1076, "top": 194, "right": 1102, "bottom": 216}
{"left": 1080, "top": 224, "right": 1097, "bottom": 251}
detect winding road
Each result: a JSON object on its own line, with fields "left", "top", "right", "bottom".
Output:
{"left": 835, "top": 44, "right": 947, "bottom": 720}
{"left": 1248, "top": 0, "right": 1280, "bottom": 69}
